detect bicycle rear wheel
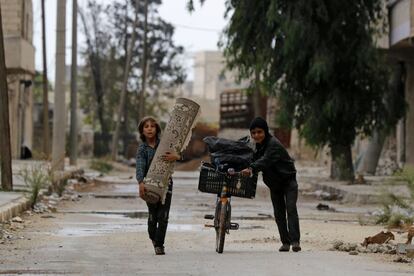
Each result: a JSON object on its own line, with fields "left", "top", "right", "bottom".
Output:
{"left": 216, "top": 201, "right": 228, "bottom": 253}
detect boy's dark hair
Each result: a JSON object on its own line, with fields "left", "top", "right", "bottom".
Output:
{"left": 249, "top": 117, "right": 269, "bottom": 133}
{"left": 138, "top": 116, "right": 161, "bottom": 142}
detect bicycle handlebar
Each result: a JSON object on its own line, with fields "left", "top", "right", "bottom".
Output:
{"left": 201, "top": 164, "right": 242, "bottom": 177}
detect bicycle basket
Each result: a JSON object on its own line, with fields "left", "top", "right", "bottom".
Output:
{"left": 198, "top": 164, "right": 257, "bottom": 199}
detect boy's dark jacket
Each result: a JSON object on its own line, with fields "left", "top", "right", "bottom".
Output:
{"left": 250, "top": 135, "right": 296, "bottom": 189}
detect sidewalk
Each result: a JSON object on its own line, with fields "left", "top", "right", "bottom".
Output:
{"left": 0, "top": 160, "right": 82, "bottom": 223}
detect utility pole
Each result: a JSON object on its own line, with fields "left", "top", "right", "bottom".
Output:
{"left": 41, "top": 0, "right": 50, "bottom": 158}
{"left": 111, "top": 0, "right": 140, "bottom": 160}
{"left": 138, "top": 0, "right": 149, "bottom": 122}
{"left": 52, "top": 0, "right": 67, "bottom": 171}
{"left": 0, "top": 4, "right": 13, "bottom": 191}
{"left": 69, "top": 0, "right": 78, "bottom": 165}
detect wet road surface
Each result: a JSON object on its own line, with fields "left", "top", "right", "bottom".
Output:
{"left": 0, "top": 173, "right": 413, "bottom": 275}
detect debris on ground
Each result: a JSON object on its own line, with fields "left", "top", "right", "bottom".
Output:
{"left": 396, "top": 243, "right": 414, "bottom": 255}
{"left": 233, "top": 236, "right": 279, "bottom": 244}
{"left": 393, "top": 256, "right": 412, "bottom": 263}
{"left": 316, "top": 203, "right": 336, "bottom": 212}
{"left": 361, "top": 231, "right": 395, "bottom": 247}
{"left": 11, "top": 217, "right": 23, "bottom": 223}
{"left": 405, "top": 225, "right": 414, "bottom": 245}
{"left": 303, "top": 190, "right": 342, "bottom": 201}
{"left": 330, "top": 240, "right": 397, "bottom": 255}
{"left": 354, "top": 174, "right": 366, "bottom": 184}
{"left": 0, "top": 215, "right": 31, "bottom": 244}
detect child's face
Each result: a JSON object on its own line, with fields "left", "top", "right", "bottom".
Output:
{"left": 250, "top": 127, "right": 266, "bottom": 144}
{"left": 143, "top": 120, "right": 157, "bottom": 140}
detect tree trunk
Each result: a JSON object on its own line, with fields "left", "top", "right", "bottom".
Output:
{"left": 330, "top": 143, "right": 354, "bottom": 181}
{"left": 79, "top": 10, "right": 108, "bottom": 137}
{"left": 358, "top": 130, "right": 386, "bottom": 175}
{"left": 69, "top": 0, "right": 78, "bottom": 165}
{"left": 0, "top": 4, "right": 13, "bottom": 191}
{"left": 253, "top": 68, "right": 261, "bottom": 118}
{"left": 52, "top": 0, "right": 67, "bottom": 171}
{"left": 138, "top": 0, "right": 149, "bottom": 122}
{"left": 41, "top": 0, "right": 50, "bottom": 158}
{"left": 111, "top": 0, "right": 140, "bottom": 160}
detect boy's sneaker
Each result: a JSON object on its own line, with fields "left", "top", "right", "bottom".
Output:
{"left": 155, "top": 246, "right": 165, "bottom": 255}
{"left": 279, "top": 244, "right": 290, "bottom": 252}
{"left": 292, "top": 242, "right": 301, "bottom": 252}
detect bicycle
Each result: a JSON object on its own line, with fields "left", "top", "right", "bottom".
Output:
{"left": 198, "top": 163, "right": 258, "bottom": 253}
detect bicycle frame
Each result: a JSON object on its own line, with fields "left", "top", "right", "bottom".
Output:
{"left": 200, "top": 163, "right": 257, "bottom": 253}
{"left": 205, "top": 170, "right": 239, "bottom": 253}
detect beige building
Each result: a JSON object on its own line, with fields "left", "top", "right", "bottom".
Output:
{"left": 2, "top": 0, "right": 35, "bottom": 158}
{"left": 190, "top": 51, "right": 247, "bottom": 124}
{"left": 385, "top": 0, "right": 414, "bottom": 166}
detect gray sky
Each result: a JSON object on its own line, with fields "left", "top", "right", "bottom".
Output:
{"left": 32, "top": 0, "right": 227, "bottom": 83}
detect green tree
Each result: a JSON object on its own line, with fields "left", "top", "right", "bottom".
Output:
{"left": 275, "top": 0, "right": 404, "bottom": 181}
{"left": 191, "top": 0, "right": 405, "bottom": 181}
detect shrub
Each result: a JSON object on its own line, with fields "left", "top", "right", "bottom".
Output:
{"left": 19, "top": 165, "right": 51, "bottom": 208}
{"left": 376, "top": 166, "right": 414, "bottom": 227}
{"left": 90, "top": 159, "right": 113, "bottom": 174}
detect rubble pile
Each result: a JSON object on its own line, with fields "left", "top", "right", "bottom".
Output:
{"left": 330, "top": 240, "right": 398, "bottom": 255}
{"left": 329, "top": 240, "right": 411, "bottom": 262}
{"left": 0, "top": 216, "right": 26, "bottom": 244}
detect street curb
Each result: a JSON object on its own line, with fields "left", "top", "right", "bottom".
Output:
{"left": 306, "top": 179, "right": 383, "bottom": 204}
{"left": 0, "top": 196, "right": 31, "bottom": 223}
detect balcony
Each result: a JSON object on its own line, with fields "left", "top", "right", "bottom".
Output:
{"left": 4, "top": 36, "right": 35, "bottom": 75}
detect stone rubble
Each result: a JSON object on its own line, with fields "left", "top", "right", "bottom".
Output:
{"left": 330, "top": 240, "right": 408, "bottom": 261}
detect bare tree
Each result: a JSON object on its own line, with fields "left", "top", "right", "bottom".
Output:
{"left": 41, "top": 0, "right": 50, "bottom": 158}
{"left": 79, "top": 5, "right": 108, "bottom": 136}
{"left": 138, "top": 0, "right": 149, "bottom": 122}
{"left": 70, "top": 0, "right": 78, "bottom": 165}
{"left": 0, "top": 4, "right": 13, "bottom": 190}
{"left": 111, "top": 0, "right": 140, "bottom": 160}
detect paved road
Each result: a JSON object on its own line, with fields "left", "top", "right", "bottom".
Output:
{"left": 0, "top": 173, "right": 413, "bottom": 275}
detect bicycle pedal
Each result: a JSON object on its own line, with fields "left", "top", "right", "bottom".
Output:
{"left": 204, "top": 224, "right": 215, "bottom": 228}
{"left": 204, "top": 214, "right": 214, "bottom": 220}
{"left": 230, "top": 223, "right": 239, "bottom": 230}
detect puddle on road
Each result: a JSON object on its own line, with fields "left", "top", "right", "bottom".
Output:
{"left": 232, "top": 215, "right": 273, "bottom": 221}
{"left": 241, "top": 225, "right": 265, "bottom": 230}
{"left": 53, "top": 211, "right": 203, "bottom": 237}
{"left": 92, "top": 194, "right": 138, "bottom": 199}
{"left": 60, "top": 210, "right": 148, "bottom": 219}
{"left": 92, "top": 211, "right": 148, "bottom": 219}
{"left": 0, "top": 269, "right": 75, "bottom": 275}
{"left": 56, "top": 223, "right": 203, "bottom": 237}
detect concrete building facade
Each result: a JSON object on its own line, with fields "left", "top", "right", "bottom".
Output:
{"left": 1, "top": 0, "right": 35, "bottom": 158}
{"left": 191, "top": 51, "right": 248, "bottom": 124}
{"left": 387, "top": 0, "right": 414, "bottom": 166}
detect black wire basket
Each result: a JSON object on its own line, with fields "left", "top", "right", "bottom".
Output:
{"left": 198, "top": 163, "right": 257, "bottom": 199}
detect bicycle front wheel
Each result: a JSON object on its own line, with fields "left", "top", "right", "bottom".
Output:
{"left": 216, "top": 201, "right": 228, "bottom": 253}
